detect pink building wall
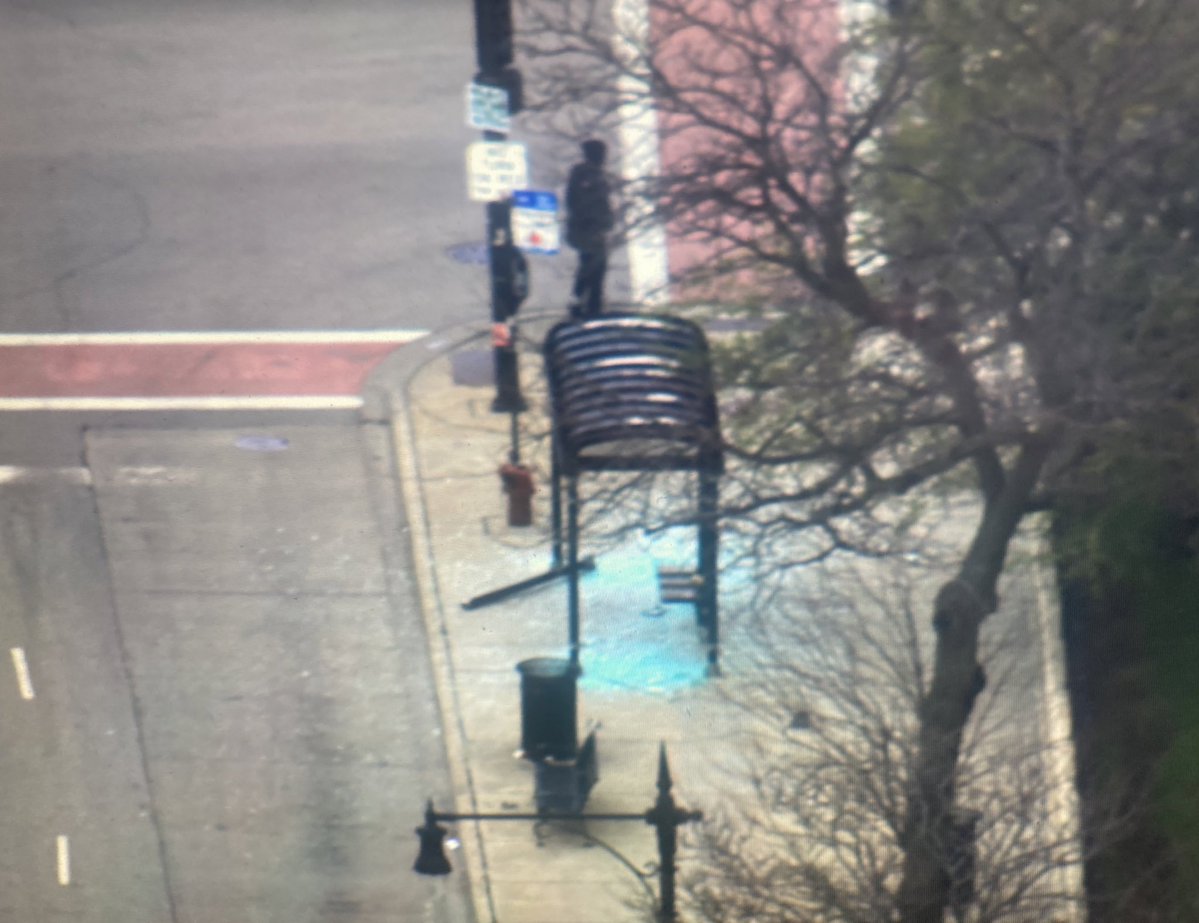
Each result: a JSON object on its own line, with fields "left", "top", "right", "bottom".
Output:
{"left": 646, "top": 0, "right": 846, "bottom": 303}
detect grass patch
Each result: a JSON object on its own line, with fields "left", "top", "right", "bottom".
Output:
{"left": 1140, "top": 556, "right": 1199, "bottom": 904}
{"left": 1057, "top": 499, "right": 1199, "bottom": 919}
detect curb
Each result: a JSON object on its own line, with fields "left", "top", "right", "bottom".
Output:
{"left": 374, "top": 325, "right": 496, "bottom": 923}
{"left": 367, "top": 315, "right": 559, "bottom": 923}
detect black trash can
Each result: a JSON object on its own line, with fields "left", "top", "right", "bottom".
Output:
{"left": 516, "top": 657, "right": 579, "bottom": 761}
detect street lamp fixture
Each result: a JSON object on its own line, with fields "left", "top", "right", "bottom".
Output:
{"left": 414, "top": 743, "right": 702, "bottom": 920}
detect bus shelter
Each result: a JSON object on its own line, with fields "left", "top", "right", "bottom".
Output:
{"left": 543, "top": 314, "right": 724, "bottom": 671}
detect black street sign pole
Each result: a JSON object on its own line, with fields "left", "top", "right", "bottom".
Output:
{"left": 472, "top": 0, "right": 526, "bottom": 416}
{"left": 487, "top": 200, "right": 525, "bottom": 414}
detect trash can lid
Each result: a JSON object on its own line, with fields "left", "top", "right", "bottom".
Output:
{"left": 515, "top": 657, "right": 578, "bottom": 678}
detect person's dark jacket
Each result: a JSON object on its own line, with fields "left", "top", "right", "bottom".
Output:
{"left": 565, "top": 162, "right": 613, "bottom": 252}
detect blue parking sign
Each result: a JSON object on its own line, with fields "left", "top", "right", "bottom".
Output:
{"left": 512, "top": 190, "right": 560, "bottom": 255}
{"left": 513, "top": 190, "right": 557, "bottom": 212}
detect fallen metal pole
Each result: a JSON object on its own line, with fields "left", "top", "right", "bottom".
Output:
{"left": 462, "top": 556, "right": 596, "bottom": 610}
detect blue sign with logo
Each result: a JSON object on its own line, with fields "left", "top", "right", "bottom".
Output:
{"left": 512, "top": 190, "right": 560, "bottom": 255}
{"left": 513, "top": 190, "right": 557, "bottom": 212}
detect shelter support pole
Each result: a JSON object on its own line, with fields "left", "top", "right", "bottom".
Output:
{"left": 697, "top": 469, "right": 719, "bottom": 671}
{"left": 567, "top": 473, "right": 581, "bottom": 665}
{"left": 551, "top": 434, "right": 563, "bottom": 568}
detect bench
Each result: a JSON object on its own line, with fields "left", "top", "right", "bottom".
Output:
{"left": 534, "top": 730, "right": 599, "bottom": 814}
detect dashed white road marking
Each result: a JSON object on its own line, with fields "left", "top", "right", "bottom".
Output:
{"left": 56, "top": 835, "right": 71, "bottom": 886}
{"left": 10, "top": 647, "right": 35, "bottom": 700}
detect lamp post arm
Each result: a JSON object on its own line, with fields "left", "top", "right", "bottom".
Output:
{"left": 430, "top": 810, "right": 646, "bottom": 823}
{"left": 421, "top": 746, "right": 701, "bottom": 919}
{"left": 426, "top": 804, "right": 701, "bottom": 921}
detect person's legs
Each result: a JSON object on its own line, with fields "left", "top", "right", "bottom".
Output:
{"left": 573, "top": 248, "right": 604, "bottom": 316}
{"left": 583, "top": 247, "right": 607, "bottom": 316}
{"left": 570, "top": 250, "right": 591, "bottom": 317}
{"left": 571, "top": 252, "right": 588, "bottom": 302}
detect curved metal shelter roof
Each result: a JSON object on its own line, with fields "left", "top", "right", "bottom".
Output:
{"left": 543, "top": 314, "right": 724, "bottom": 474}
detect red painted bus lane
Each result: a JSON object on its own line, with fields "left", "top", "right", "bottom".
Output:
{"left": 0, "top": 332, "right": 425, "bottom": 405}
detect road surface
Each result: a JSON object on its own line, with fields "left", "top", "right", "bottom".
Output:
{"left": 0, "top": 1, "right": 490, "bottom": 920}
{"left": 0, "top": 0, "right": 494, "bottom": 333}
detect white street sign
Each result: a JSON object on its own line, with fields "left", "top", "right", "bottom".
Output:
{"left": 512, "top": 189, "right": 560, "bottom": 255}
{"left": 466, "top": 141, "right": 528, "bottom": 203}
{"left": 466, "top": 81, "right": 510, "bottom": 133}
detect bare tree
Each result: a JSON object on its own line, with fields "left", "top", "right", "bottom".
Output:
{"left": 516, "top": 0, "right": 1199, "bottom": 918}
{"left": 680, "top": 550, "right": 1139, "bottom": 923}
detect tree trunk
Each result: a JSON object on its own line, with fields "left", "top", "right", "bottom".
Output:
{"left": 897, "top": 576, "right": 988, "bottom": 922}
{"left": 897, "top": 440, "right": 1053, "bottom": 921}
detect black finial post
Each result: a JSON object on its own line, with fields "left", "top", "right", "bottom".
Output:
{"left": 649, "top": 744, "right": 679, "bottom": 920}
{"left": 656, "top": 742, "right": 673, "bottom": 794}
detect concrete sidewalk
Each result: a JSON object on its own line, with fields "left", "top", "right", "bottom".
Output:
{"left": 364, "top": 316, "right": 1085, "bottom": 923}
{"left": 365, "top": 318, "right": 753, "bottom": 923}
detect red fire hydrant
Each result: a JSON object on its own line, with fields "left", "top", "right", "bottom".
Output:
{"left": 499, "top": 463, "right": 535, "bottom": 527}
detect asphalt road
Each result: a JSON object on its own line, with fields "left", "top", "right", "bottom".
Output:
{"left": 0, "top": 466, "right": 170, "bottom": 921}
{"left": 0, "top": 1, "right": 499, "bottom": 919}
{"left": 0, "top": 0, "right": 498, "bottom": 333}
{"left": 1, "top": 422, "right": 474, "bottom": 923}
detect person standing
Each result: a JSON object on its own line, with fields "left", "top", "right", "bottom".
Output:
{"left": 565, "top": 139, "right": 614, "bottom": 318}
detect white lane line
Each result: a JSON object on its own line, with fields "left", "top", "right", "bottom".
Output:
{"left": 0, "top": 466, "right": 92, "bottom": 486}
{"left": 0, "top": 329, "right": 428, "bottom": 346}
{"left": 0, "top": 396, "right": 364, "bottom": 412}
{"left": 56, "top": 835, "right": 71, "bottom": 886}
{"left": 10, "top": 647, "right": 34, "bottom": 700}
